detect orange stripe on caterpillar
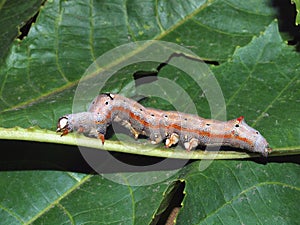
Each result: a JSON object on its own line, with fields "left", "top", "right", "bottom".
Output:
{"left": 57, "top": 93, "right": 271, "bottom": 156}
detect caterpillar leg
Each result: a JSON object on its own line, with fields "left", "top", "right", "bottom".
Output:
{"left": 119, "top": 119, "right": 141, "bottom": 139}
{"left": 129, "top": 127, "right": 140, "bottom": 139}
{"left": 184, "top": 138, "right": 199, "bottom": 151}
{"left": 98, "top": 133, "right": 105, "bottom": 145}
{"left": 165, "top": 133, "right": 179, "bottom": 148}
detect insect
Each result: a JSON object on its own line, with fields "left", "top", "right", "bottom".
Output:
{"left": 57, "top": 93, "right": 271, "bottom": 156}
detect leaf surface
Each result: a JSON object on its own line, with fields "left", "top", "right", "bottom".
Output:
{"left": 176, "top": 161, "right": 300, "bottom": 225}
{"left": 0, "top": 0, "right": 43, "bottom": 60}
{"left": 1, "top": 161, "right": 299, "bottom": 225}
{"left": 292, "top": 0, "right": 300, "bottom": 25}
{"left": 0, "top": 1, "right": 299, "bottom": 225}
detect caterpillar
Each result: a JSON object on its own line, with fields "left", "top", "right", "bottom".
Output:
{"left": 57, "top": 93, "right": 271, "bottom": 156}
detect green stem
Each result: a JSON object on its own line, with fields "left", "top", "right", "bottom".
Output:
{"left": 0, "top": 127, "right": 299, "bottom": 159}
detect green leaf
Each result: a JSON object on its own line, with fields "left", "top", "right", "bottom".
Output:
{"left": 0, "top": 171, "right": 173, "bottom": 225}
{"left": 176, "top": 160, "right": 300, "bottom": 224}
{"left": 212, "top": 21, "right": 300, "bottom": 151}
{"left": 1, "top": 161, "right": 299, "bottom": 224}
{"left": 0, "top": 0, "right": 43, "bottom": 61}
{"left": 0, "top": 0, "right": 276, "bottom": 116}
{"left": 1, "top": 20, "right": 299, "bottom": 157}
{"left": 0, "top": 1, "right": 299, "bottom": 225}
{"left": 292, "top": 0, "right": 300, "bottom": 25}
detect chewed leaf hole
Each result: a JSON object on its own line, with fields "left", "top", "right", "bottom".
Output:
{"left": 151, "top": 180, "right": 185, "bottom": 225}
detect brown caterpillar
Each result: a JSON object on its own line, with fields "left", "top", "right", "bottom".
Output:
{"left": 57, "top": 93, "right": 271, "bottom": 156}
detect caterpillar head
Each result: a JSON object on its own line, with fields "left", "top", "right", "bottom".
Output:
{"left": 56, "top": 115, "right": 72, "bottom": 136}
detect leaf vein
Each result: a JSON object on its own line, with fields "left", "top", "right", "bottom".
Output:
{"left": 89, "top": 0, "right": 96, "bottom": 61}
{"left": 122, "top": 174, "right": 136, "bottom": 224}
{"left": 57, "top": 203, "right": 75, "bottom": 225}
{"left": 154, "top": 0, "right": 165, "bottom": 32}
{"left": 24, "top": 175, "right": 92, "bottom": 225}
{"left": 54, "top": 4, "right": 69, "bottom": 83}
{"left": 154, "top": 1, "right": 210, "bottom": 40}
{"left": 123, "top": 0, "right": 137, "bottom": 42}
{"left": 191, "top": 18, "right": 253, "bottom": 37}
{"left": 223, "top": 0, "right": 273, "bottom": 17}
{"left": 252, "top": 66, "right": 300, "bottom": 126}
{"left": 0, "top": 203, "right": 25, "bottom": 224}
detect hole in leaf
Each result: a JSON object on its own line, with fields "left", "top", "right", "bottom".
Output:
{"left": 18, "top": 11, "right": 40, "bottom": 40}
{"left": 151, "top": 180, "right": 185, "bottom": 225}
